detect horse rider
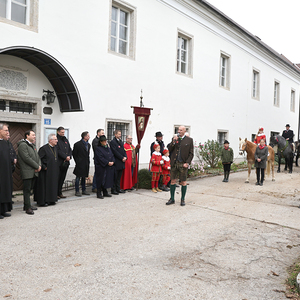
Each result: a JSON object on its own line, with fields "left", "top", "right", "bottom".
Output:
{"left": 254, "top": 127, "right": 266, "bottom": 145}
{"left": 282, "top": 124, "right": 295, "bottom": 153}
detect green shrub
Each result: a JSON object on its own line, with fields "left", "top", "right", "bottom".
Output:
{"left": 195, "top": 140, "right": 222, "bottom": 168}
{"left": 137, "top": 169, "right": 152, "bottom": 189}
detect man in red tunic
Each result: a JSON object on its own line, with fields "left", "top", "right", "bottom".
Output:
{"left": 120, "top": 135, "right": 140, "bottom": 191}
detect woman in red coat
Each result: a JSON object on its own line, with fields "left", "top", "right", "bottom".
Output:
{"left": 254, "top": 127, "right": 266, "bottom": 145}
{"left": 150, "top": 143, "right": 163, "bottom": 193}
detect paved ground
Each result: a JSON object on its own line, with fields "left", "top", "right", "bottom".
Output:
{"left": 1, "top": 168, "right": 300, "bottom": 300}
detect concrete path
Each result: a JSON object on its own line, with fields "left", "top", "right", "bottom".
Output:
{"left": 1, "top": 168, "right": 300, "bottom": 299}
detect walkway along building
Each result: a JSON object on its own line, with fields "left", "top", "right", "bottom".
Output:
{"left": 0, "top": 0, "right": 299, "bottom": 188}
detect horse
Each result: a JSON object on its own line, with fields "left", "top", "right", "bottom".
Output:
{"left": 239, "top": 138, "right": 275, "bottom": 183}
{"left": 269, "top": 135, "right": 293, "bottom": 173}
{"left": 295, "top": 141, "right": 300, "bottom": 167}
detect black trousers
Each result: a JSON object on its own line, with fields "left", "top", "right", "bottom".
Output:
{"left": 256, "top": 168, "right": 265, "bottom": 183}
{"left": 113, "top": 169, "right": 123, "bottom": 192}
{"left": 223, "top": 163, "right": 231, "bottom": 172}
{"left": 58, "top": 163, "right": 69, "bottom": 196}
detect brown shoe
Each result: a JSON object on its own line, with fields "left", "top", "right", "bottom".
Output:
{"left": 59, "top": 194, "right": 66, "bottom": 198}
{"left": 25, "top": 208, "right": 34, "bottom": 215}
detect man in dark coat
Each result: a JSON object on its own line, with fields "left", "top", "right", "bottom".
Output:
{"left": 17, "top": 130, "right": 41, "bottom": 215}
{"left": 166, "top": 126, "right": 194, "bottom": 207}
{"left": 8, "top": 134, "right": 17, "bottom": 200}
{"left": 73, "top": 131, "right": 91, "bottom": 197}
{"left": 109, "top": 129, "right": 127, "bottom": 195}
{"left": 282, "top": 124, "right": 295, "bottom": 152}
{"left": 0, "top": 123, "right": 13, "bottom": 219}
{"left": 95, "top": 135, "right": 115, "bottom": 199}
{"left": 34, "top": 134, "right": 59, "bottom": 206}
{"left": 92, "top": 128, "right": 105, "bottom": 193}
{"left": 57, "top": 126, "right": 72, "bottom": 199}
{"left": 150, "top": 131, "right": 165, "bottom": 156}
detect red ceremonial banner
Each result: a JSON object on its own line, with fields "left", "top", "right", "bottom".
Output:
{"left": 133, "top": 106, "right": 151, "bottom": 145}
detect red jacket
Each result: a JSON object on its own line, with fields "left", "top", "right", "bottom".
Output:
{"left": 150, "top": 152, "right": 162, "bottom": 173}
{"left": 254, "top": 134, "right": 266, "bottom": 144}
{"left": 162, "top": 156, "right": 170, "bottom": 175}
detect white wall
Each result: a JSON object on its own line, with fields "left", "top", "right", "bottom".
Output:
{"left": 0, "top": 0, "right": 299, "bottom": 172}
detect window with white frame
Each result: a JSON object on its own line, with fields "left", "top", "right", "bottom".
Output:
{"left": 274, "top": 81, "right": 280, "bottom": 107}
{"left": 217, "top": 131, "right": 228, "bottom": 145}
{"left": 0, "top": 0, "right": 38, "bottom": 31}
{"left": 252, "top": 69, "right": 260, "bottom": 99}
{"left": 219, "top": 53, "right": 230, "bottom": 89}
{"left": 176, "top": 30, "right": 193, "bottom": 76}
{"left": 109, "top": 1, "right": 136, "bottom": 59}
{"left": 290, "top": 89, "right": 295, "bottom": 112}
{"left": 107, "top": 121, "right": 130, "bottom": 142}
{"left": 174, "top": 125, "right": 190, "bottom": 135}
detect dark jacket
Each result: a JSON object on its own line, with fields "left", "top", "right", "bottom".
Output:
{"left": 168, "top": 135, "right": 194, "bottom": 167}
{"left": 282, "top": 130, "right": 294, "bottom": 143}
{"left": 95, "top": 144, "right": 115, "bottom": 188}
{"left": 254, "top": 145, "right": 268, "bottom": 169}
{"left": 150, "top": 139, "right": 165, "bottom": 156}
{"left": 110, "top": 137, "right": 127, "bottom": 170}
{"left": 57, "top": 134, "right": 72, "bottom": 166}
{"left": 17, "top": 139, "right": 41, "bottom": 179}
{"left": 92, "top": 135, "right": 100, "bottom": 154}
{"left": 72, "top": 139, "right": 91, "bottom": 177}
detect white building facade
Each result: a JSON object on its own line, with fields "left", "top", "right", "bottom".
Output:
{"left": 0, "top": 0, "right": 299, "bottom": 181}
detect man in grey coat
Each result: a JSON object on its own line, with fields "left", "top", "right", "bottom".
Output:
{"left": 18, "top": 130, "right": 41, "bottom": 215}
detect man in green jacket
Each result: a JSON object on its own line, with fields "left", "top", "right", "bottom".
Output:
{"left": 18, "top": 130, "right": 41, "bottom": 215}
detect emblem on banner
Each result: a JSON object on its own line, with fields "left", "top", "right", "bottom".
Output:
{"left": 138, "top": 116, "right": 145, "bottom": 131}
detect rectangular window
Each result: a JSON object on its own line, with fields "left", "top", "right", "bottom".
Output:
{"left": 290, "top": 89, "right": 295, "bottom": 112}
{"left": 109, "top": 1, "right": 136, "bottom": 59}
{"left": 251, "top": 134, "right": 256, "bottom": 142}
{"left": 174, "top": 125, "right": 190, "bottom": 135}
{"left": 0, "top": 0, "right": 38, "bottom": 32}
{"left": 217, "top": 131, "right": 228, "bottom": 145}
{"left": 270, "top": 131, "right": 279, "bottom": 137}
{"left": 274, "top": 81, "right": 280, "bottom": 107}
{"left": 220, "top": 53, "right": 230, "bottom": 89}
{"left": 0, "top": 0, "right": 28, "bottom": 24}
{"left": 176, "top": 30, "right": 193, "bottom": 77}
{"left": 252, "top": 69, "right": 260, "bottom": 99}
{"left": 107, "top": 121, "right": 129, "bottom": 142}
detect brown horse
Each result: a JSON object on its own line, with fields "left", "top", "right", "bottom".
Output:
{"left": 239, "top": 138, "right": 275, "bottom": 183}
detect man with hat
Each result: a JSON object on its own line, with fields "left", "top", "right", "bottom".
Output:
{"left": 150, "top": 131, "right": 165, "bottom": 156}
{"left": 95, "top": 135, "right": 115, "bottom": 199}
{"left": 282, "top": 124, "right": 295, "bottom": 152}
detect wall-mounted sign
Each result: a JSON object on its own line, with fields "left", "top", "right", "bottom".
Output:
{"left": 44, "top": 118, "right": 51, "bottom": 125}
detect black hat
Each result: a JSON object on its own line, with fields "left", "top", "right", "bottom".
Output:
{"left": 99, "top": 135, "right": 107, "bottom": 141}
{"left": 286, "top": 124, "right": 290, "bottom": 127}
{"left": 155, "top": 131, "right": 163, "bottom": 137}
{"left": 224, "top": 140, "right": 230, "bottom": 144}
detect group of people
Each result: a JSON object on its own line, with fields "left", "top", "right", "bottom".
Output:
{"left": 0, "top": 124, "right": 141, "bottom": 217}
{"left": 149, "top": 127, "right": 194, "bottom": 206}
{"left": 222, "top": 124, "right": 295, "bottom": 186}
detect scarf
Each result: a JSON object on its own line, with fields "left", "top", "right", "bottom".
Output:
{"left": 259, "top": 145, "right": 265, "bottom": 150}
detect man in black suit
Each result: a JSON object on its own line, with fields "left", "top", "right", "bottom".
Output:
{"left": 150, "top": 131, "right": 165, "bottom": 156}
{"left": 73, "top": 131, "right": 91, "bottom": 197}
{"left": 109, "top": 130, "right": 127, "bottom": 195}
{"left": 92, "top": 128, "right": 104, "bottom": 193}
{"left": 57, "top": 126, "right": 72, "bottom": 199}
{"left": 282, "top": 124, "right": 295, "bottom": 152}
